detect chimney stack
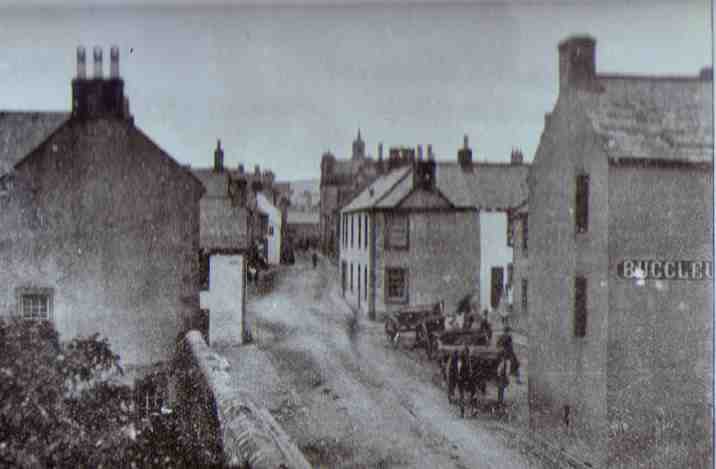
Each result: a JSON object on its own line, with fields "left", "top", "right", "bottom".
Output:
{"left": 427, "top": 144, "right": 434, "bottom": 161}
{"left": 510, "top": 148, "right": 524, "bottom": 164}
{"left": 254, "top": 165, "right": 260, "bottom": 176}
{"left": 110, "top": 46, "right": 119, "bottom": 79}
{"left": 76, "top": 46, "right": 86, "bottom": 79}
{"left": 558, "top": 35, "right": 596, "bottom": 91}
{"left": 417, "top": 144, "right": 423, "bottom": 161}
{"left": 378, "top": 142, "right": 383, "bottom": 161}
{"left": 238, "top": 164, "right": 245, "bottom": 174}
{"left": 214, "top": 139, "right": 224, "bottom": 172}
{"left": 93, "top": 46, "right": 103, "bottom": 78}
{"left": 458, "top": 134, "right": 473, "bottom": 168}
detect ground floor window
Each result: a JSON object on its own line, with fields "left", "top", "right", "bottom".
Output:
{"left": 385, "top": 267, "right": 408, "bottom": 304}
{"left": 364, "top": 266, "right": 368, "bottom": 301}
{"left": 350, "top": 262, "right": 354, "bottom": 292}
{"left": 16, "top": 287, "right": 53, "bottom": 321}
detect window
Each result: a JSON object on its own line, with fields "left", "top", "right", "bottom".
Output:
{"left": 576, "top": 174, "right": 589, "bottom": 233}
{"left": 358, "top": 214, "right": 362, "bottom": 248}
{"left": 385, "top": 267, "right": 408, "bottom": 303}
{"left": 358, "top": 263, "right": 361, "bottom": 293}
{"left": 490, "top": 267, "right": 504, "bottom": 309}
{"left": 364, "top": 215, "right": 369, "bottom": 249}
{"left": 16, "top": 288, "right": 53, "bottom": 321}
{"left": 506, "top": 217, "right": 514, "bottom": 247}
{"left": 507, "top": 263, "right": 514, "bottom": 288}
{"left": 522, "top": 215, "right": 528, "bottom": 254}
{"left": 385, "top": 214, "right": 409, "bottom": 250}
{"left": 364, "top": 266, "right": 368, "bottom": 301}
{"left": 350, "top": 262, "right": 354, "bottom": 292}
{"left": 521, "top": 279, "right": 528, "bottom": 314}
{"left": 351, "top": 215, "right": 354, "bottom": 248}
{"left": 574, "top": 276, "right": 587, "bottom": 337}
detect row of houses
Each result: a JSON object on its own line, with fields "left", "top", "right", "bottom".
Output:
{"left": 0, "top": 46, "right": 286, "bottom": 376}
{"left": 334, "top": 36, "right": 713, "bottom": 468}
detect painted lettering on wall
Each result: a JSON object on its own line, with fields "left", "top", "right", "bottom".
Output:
{"left": 617, "top": 260, "right": 713, "bottom": 281}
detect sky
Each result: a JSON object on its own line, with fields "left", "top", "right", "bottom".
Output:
{"left": 0, "top": 1, "right": 712, "bottom": 181}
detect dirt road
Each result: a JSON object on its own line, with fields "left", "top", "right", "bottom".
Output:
{"left": 246, "top": 255, "right": 557, "bottom": 469}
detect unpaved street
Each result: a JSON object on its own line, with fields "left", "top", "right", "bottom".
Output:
{"left": 246, "top": 255, "right": 557, "bottom": 469}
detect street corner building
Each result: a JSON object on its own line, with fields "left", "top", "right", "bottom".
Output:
{"left": 0, "top": 46, "right": 204, "bottom": 370}
{"left": 528, "top": 35, "right": 713, "bottom": 468}
{"left": 337, "top": 138, "right": 528, "bottom": 321}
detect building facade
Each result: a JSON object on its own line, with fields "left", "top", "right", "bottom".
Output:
{"left": 339, "top": 159, "right": 481, "bottom": 320}
{"left": 0, "top": 46, "right": 204, "bottom": 368}
{"left": 528, "top": 35, "right": 713, "bottom": 468}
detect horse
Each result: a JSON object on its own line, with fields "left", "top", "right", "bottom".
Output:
{"left": 445, "top": 346, "right": 477, "bottom": 418}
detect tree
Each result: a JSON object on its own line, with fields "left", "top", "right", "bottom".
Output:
{"left": 0, "top": 319, "right": 223, "bottom": 468}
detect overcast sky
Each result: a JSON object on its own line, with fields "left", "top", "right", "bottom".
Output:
{"left": 0, "top": 1, "right": 711, "bottom": 180}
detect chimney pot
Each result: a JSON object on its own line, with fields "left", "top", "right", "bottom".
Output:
{"left": 558, "top": 35, "right": 596, "bottom": 91}
{"left": 238, "top": 164, "right": 245, "bottom": 174}
{"left": 110, "top": 46, "right": 119, "bottom": 79}
{"left": 464, "top": 134, "right": 469, "bottom": 149}
{"left": 76, "top": 46, "right": 86, "bottom": 79}
{"left": 417, "top": 144, "right": 423, "bottom": 160}
{"left": 254, "top": 165, "right": 260, "bottom": 175}
{"left": 378, "top": 142, "right": 383, "bottom": 161}
{"left": 700, "top": 67, "right": 713, "bottom": 80}
{"left": 214, "top": 139, "right": 224, "bottom": 172}
{"left": 93, "top": 46, "right": 103, "bottom": 78}
{"left": 427, "top": 144, "right": 434, "bottom": 161}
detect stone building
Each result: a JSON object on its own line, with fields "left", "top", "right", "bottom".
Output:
{"left": 507, "top": 197, "right": 528, "bottom": 333}
{"left": 528, "top": 35, "right": 713, "bottom": 468}
{"left": 339, "top": 158, "right": 480, "bottom": 319}
{"left": 0, "top": 46, "right": 204, "bottom": 369}
{"left": 319, "top": 130, "right": 381, "bottom": 259}
{"left": 192, "top": 142, "right": 283, "bottom": 270}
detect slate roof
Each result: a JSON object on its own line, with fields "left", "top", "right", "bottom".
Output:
{"left": 192, "top": 168, "right": 229, "bottom": 198}
{"left": 583, "top": 74, "right": 713, "bottom": 164}
{"left": 287, "top": 210, "right": 320, "bottom": 225}
{"left": 0, "top": 111, "right": 69, "bottom": 175}
{"left": 342, "top": 162, "right": 530, "bottom": 213}
{"left": 463, "top": 163, "right": 530, "bottom": 211}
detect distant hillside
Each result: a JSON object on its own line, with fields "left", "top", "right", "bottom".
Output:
{"left": 281, "top": 179, "right": 320, "bottom": 211}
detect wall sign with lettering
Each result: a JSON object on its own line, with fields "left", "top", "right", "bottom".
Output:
{"left": 617, "top": 260, "right": 713, "bottom": 281}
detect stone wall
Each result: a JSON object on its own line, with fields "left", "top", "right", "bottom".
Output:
{"left": 176, "top": 331, "right": 312, "bottom": 469}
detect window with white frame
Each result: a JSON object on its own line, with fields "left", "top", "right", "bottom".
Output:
{"left": 385, "top": 267, "right": 408, "bottom": 304}
{"left": 16, "top": 288, "right": 53, "bottom": 321}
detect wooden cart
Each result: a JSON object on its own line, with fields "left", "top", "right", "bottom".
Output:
{"left": 384, "top": 302, "right": 444, "bottom": 349}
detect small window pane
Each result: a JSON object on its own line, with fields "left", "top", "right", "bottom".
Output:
{"left": 386, "top": 268, "right": 408, "bottom": 303}
{"left": 386, "top": 214, "right": 408, "bottom": 249}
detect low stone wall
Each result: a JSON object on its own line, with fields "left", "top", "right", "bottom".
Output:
{"left": 175, "top": 330, "right": 312, "bottom": 469}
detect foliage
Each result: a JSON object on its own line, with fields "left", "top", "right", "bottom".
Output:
{"left": 0, "top": 319, "right": 224, "bottom": 469}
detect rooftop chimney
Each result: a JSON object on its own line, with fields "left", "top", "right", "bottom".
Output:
{"left": 72, "top": 45, "right": 125, "bottom": 119}
{"left": 427, "top": 144, "right": 434, "bottom": 161}
{"left": 238, "top": 164, "right": 245, "bottom": 174}
{"left": 417, "top": 144, "right": 423, "bottom": 161}
{"left": 700, "top": 67, "right": 713, "bottom": 80}
{"left": 214, "top": 139, "right": 224, "bottom": 172}
{"left": 254, "top": 165, "right": 260, "bottom": 176}
{"left": 378, "top": 142, "right": 383, "bottom": 161}
{"left": 511, "top": 148, "right": 524, "bottom": 164}
{"left": 110, "top": 46, "right": 119, "bottom": 79}
{"left": 458, "top": 134, "right": 472, "bottom": 168}
{"left": 76, "top": 46, "right": 86, "bottom": 79}
{"left": 558, "top": 35, "right": 596, "bottom": 91}
{"left": 93, "top": 46, "right": 103, "bottom": 78}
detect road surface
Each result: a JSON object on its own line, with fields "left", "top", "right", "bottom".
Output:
{"left": 244, "top": 254, "right": 557, "bottom": 469}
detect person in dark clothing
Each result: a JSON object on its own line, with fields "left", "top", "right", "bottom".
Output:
{"left": 478, "top": 309, "right": 493, "bottom": 343}
{"left": 497, "top": 326, "right": 521, "bottom": 383}
{"left": 312, "top": 252, "right": 318, "bottom": 268}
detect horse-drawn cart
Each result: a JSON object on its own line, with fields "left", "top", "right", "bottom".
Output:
{"left": 436, "top": 329, "right": 511, "bottom": 417}
{"left": 384, "top": 302, "right": 444, "bottom": 349}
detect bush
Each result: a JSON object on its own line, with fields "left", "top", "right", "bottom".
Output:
{"left": 0, "top": 319, "right": 224, "bottom": 468}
